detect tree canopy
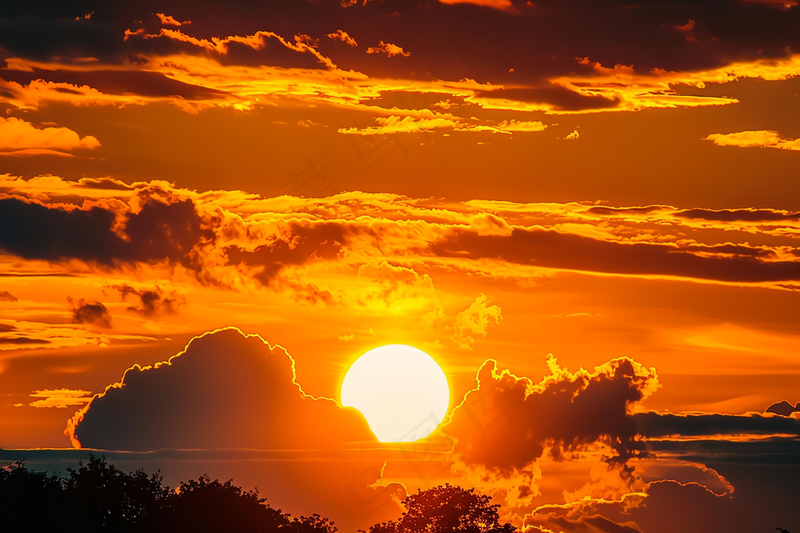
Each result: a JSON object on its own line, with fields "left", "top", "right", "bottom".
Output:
{"left": 368, "top": 484, "right": 516, "bottom": 533}
{"left": 1, "top": 459, "right": 514, "bottom": 533}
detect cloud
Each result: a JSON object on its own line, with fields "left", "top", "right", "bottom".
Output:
{"left": 564, "top": 129, "right": 580, "bottom": 140}
{"left": 69, "top": 298, "right": 112, "bottom": 329}
{"left": 452, "top": 294, "right": 502, "bottom": 349}
{"left": 327, "top": 29, "right": 357, "bottom": 47}
{"left": 111, "top": 284, "right": 185, "bottom": 318}
{"left": 765, "top": 400, "right": 800, "bottom": 416}
{"left": 0, "top": 195, "right": 214, "bottom": 272}
{"left": 0, "top": 290, "right": 18, "bottom": 302}
{"left": 29, "top": 388, "right": 92, "bottom": 408}
{"left": 704, "top": 130, "right": 800, "bottom": 151}
{"left": 366, "top": 41, "right": 410, "bottom": 57}
{"left": 0, "top": 337, "right": 50, "bottom": 345}
{"left": 429, "top": 227, "right": 800, "bottom": 284}
{"left": 66, "top": 327, "right": 376, "bottom": 451}
{"left": 438, "top": 0, "right": 513, "bottom": 9}
{"left": 156, "top": 13, "right": 190, "bottom": 27}
{"left": 676, "top": 207, "right": 800, "bottom": 222}
{"left": 338, "top": 115, "right": 548, "bottom": 135}
{"left": 225, "top": 222, "right": 349, "bottom": 285}
{"left": 525, "top": 512, "right": 643, "bottom": 533}
{"left": 443, "top": 356, "right": 660, "bottom": 472}
{"left": 0, "top": 117, "right": 100, "bottom": 155}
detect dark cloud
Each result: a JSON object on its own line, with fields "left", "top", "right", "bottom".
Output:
{"left": 0, "top": 290, "right": 17, "bottom": 301}
{"left": 587, "top": 206, "right": 664, "bottom": 216}
{"left": 2, "top": 0, "right": 799, "bottom": 103}
{"left": 765, "top": 400, "right": 800, "bottom": 417}
{"left": 633, "top": 411, "right": 800, "bottom": 439}
{"left": 0, "top": 337, "right": 50, "bottom": 345}
{"left": 75, "top": 177, "right": 133, "bottom": 191}
{"left": 0, "top": 68, "right": 228, "bottom": 101}
{"left": 112, "top": 284, "right": 185, "bottom": 318}
{"left": 442, "top": 356, "right": 659, "bottom": 472}
{"left": 69, "top": 298, "right": 112, "bottom": 329}
{"left": 474, "top": 87, "right": 621, "bottom": 112}
{"left": 67, "top": 327, "right": 376, "bottom": 451}
{"left": 0, "top": 197, "right": 214, "bottom": 271}
{"left": 526, "top": 512, "right": 643, "bottom": 533}
{"left": 0, "top": 323, "right": 17, "bottom": 332}
{"left": 676, "top": 208, "right": 800, "bottom": 223}
{"left": 225, "top": 222, "right": 349, "bottom": 285}
{"left": 0, "top": 15, "right": 123, "bottom": 63}
{"left": 429, "top": 228, "right": 800, "bottom": 283}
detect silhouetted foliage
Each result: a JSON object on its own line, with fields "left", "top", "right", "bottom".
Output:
{"left": 156, "top": 474, "right": 289, "bottom": 533}
{"left": 368, "top": 484, "right": 516, "bottom": 533}
{"left": 0, "top": 456, "right": 337, "bottom": 533}
{"left": 65, "top": 455, "right": 170, "bottom": 532}
{"left": 0, "top": 460, "right": 65, "bottom": 532}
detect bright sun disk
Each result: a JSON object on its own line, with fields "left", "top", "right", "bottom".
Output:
{"left": 340, "top": 344, "right": 449, "bottom": 442}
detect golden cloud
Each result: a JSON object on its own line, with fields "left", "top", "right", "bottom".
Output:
{"left": 704, "top": 130, "right": 800, "bottom": 151}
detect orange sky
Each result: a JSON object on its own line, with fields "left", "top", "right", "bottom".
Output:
{"left": 0, "top": 2, "right": 798, "bottom": 532}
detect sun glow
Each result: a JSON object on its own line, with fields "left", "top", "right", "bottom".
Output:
{"left": 340, "top": 345, "right": 450, "bottom": 442}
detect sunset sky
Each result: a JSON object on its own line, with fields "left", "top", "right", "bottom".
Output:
{"left": 1, "top": 1, "right": 798, "bottom": 532}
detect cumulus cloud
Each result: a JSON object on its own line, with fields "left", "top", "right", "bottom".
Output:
{"left": 66, "top": 327, "right": 376, "bottom": 451}
{"left": 0, "top": 117, "right": 100, "bottom": 156}
{"left": 704, "top": 130, "right": 800, "bottom": 151}
{"left": 443, "top": 356, "right": 660, "bottom": 471}
{"left": 366, "top": 41, "right": 410, "bottom": 57}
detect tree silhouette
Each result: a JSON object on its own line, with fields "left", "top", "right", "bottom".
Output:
{"left": 155, "top": 474, "right": 289, "bottom": 533}
{"left": 0, "top": 459, "right": 65, "bottom": 532}
{"left": 65, "top": 455, "right": 170, "bottom": 532}
{"left": 0, "top": 456, "right": 336, "bottom": 533}
{"left": 368, "top": 484, "right": 516, "bottom": 533}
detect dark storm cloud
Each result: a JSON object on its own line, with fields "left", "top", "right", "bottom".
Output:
{"left": 0, "top": 197, "right": 214, "bottom": 270}
{"left": 70, "top": 298, "right": 112, "bottom": 328}
{"left": 225, "top": 222, "right": 349, "bottom": 285}
{"left": 67, "top": 327, "right": 376, "bottom": 451}
{"left": 443, "top": 357, "right": 658, "bottom": 472}
{"left": 429, "top": 228, "right": 800, "bottom": 283}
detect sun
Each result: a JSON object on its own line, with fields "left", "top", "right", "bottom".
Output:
{"left": 341, "top": 345, "right": 450, "bottom": 442}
